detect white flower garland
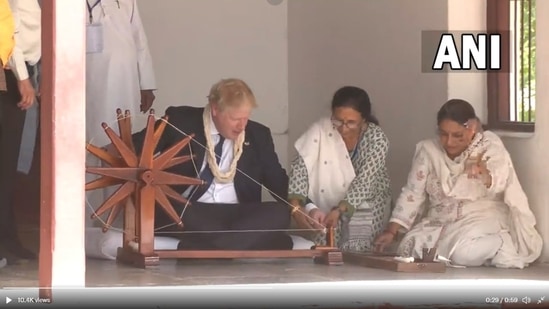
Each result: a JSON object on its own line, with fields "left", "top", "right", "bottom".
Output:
{"left": 202, "top": 104, "right": 245, "bottom": 183}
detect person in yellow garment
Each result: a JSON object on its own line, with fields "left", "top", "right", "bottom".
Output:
{"left": 0, "top": 0, "right": 16, "bottom": 268}
{"left": 0, "top": 0, "right": 15, "bottom": 73}
{"left": 1, "top": 0, "right": 40, "bottom": 266}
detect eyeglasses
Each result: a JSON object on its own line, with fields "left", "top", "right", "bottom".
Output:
{"left": 331, "top": 118, "right": 363, "bottom": 129}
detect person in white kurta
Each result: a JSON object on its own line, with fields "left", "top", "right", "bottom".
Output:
{"left": 85, "top": 0, "right": 156, "bottom": 228}
{"left": 375, "top": 99, "right": 542, "bottom": 268}
{"left": 86, "top": 0, "right": 156, "bottom": 147}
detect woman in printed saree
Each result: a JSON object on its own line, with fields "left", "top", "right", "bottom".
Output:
{"left": 288, "top": 86, "right": 392, "bottom": 252}
{"left": 374, "top": 99, "right": 543, "bottom": 268}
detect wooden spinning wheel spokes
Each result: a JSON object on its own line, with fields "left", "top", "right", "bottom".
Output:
{"left": 84, "top": 108, "right": 346, "bottom": 269}
{"left": 85, "top": 108, "right": 205, "bottom": 232}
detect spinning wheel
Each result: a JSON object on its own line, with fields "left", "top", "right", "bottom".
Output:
{"left": 86, "top": 109, "right": 204, "bottom": 266}
{"left": 86, "top": 109, "right": 343, "bottom": 268}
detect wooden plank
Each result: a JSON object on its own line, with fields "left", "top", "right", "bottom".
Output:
{"left": 39, "top": 0, "right": 87, "bottom": 301}
{"left": 116, "top": 248, "right": 343, "bottom": 268}
{"left": 343, "top": 252, "right": 446, "bottom": 273}
{"left": 155, "top": 249, "right": 328, "bottom": 259}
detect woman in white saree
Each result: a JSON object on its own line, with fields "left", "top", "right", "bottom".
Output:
{"left": 374, "top": 99, "right": 542, "bottom": 268}
{"left": 288, "top": 86, "right": 392, "bottom": 252}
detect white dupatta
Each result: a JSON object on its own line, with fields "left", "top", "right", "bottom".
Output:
{"left": 294, "top": 117, "right": 356, "bottom": 213}
{"left": 421, "top": 131, "right": 543, "bottom": 267}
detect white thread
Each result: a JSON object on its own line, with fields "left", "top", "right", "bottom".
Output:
{"left": 393, "top": 256, "right": 414, "bottom": 263}
{"left": 155, "top": 228, "right": 325, "bottom": 234}
{"left": 85, "top": 112, "right": 328, "bottom": 236}
{"left": 128, "top": 241, "right": 139, "bottom": 252}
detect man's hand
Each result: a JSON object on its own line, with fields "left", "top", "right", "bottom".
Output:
{"left": 308, "top": 208, "right": 326, "bottom": 228}
{"left": 292, "top": 206, "right": 316, "bottom": 230}
{"left": 17, "top": 78, "right": 36, "bottom": 110}
{"left": 140, "top": 89, "right": 155, "bottom": 112}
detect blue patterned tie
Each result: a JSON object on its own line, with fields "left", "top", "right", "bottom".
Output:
{"left": 191, "top": 134, "right": 225, "bottom": 201}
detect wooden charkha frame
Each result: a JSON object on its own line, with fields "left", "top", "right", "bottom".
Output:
{"left": 85, "top": 109, "right": 343, "bottom": 268}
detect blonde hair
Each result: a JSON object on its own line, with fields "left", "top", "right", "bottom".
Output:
{"left": 207, "top": 78, "right": 257, "bottom": 110}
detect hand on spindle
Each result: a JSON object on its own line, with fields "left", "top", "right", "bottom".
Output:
{"left": 324, "top": 205, "right": 344, "bottom": 228}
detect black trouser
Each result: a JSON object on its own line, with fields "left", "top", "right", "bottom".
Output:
{"left": 0, "top": 69, "right": 41, "bottom": 245}
{"left": 155, "top": 201, "right": 293, "bottom": 250}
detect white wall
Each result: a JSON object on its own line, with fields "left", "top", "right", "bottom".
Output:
{"left": 137, "top": 0, "right": 289, "bottom": 170}
{"left": 447, "top": 0, "right": 487, "bottom": 122}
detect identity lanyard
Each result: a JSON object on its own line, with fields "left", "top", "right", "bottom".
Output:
{"left": 87, "top": 0, "right": 101, "bottom": 24}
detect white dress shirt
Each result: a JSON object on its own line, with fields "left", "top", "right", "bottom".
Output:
{"left": 8, "top": 0, "right": 41, "bottom": 81}
{"left": 185, "top": 111, "right": 239, "bottom": 204}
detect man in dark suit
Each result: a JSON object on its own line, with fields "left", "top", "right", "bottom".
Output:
{"left": 133, "top": 78, "right": 293, "bottom": 250}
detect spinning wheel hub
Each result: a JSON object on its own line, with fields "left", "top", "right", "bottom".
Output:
{"left": 140, "top": 170, "right": 154, "bottom": 185}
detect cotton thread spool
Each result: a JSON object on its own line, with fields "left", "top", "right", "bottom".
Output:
{"left": 129, "top": 241, "right": 139, "bottom": 252}
{"left": 393, "top": 256, "right": 414, "bottom": 263}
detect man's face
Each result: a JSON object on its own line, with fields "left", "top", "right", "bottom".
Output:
{"left": 211, "top": 101, "right": 252, "bottom": 140}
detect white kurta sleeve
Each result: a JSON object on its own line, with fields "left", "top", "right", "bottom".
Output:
{"left": 482, "top": 132, "right": 511, "bottom": 195}
{"left": 390, "top": 142, "right": 430, "bottom": 230}
{"left": 130, "top": 0, "right": 156, "bottom": 90}
{"left": 7, "top": 0, "right": 29, "bottom": 81}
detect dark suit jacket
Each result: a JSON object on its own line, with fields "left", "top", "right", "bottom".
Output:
{"left": 132, "top": 106, "right": 289, "bottom": 204}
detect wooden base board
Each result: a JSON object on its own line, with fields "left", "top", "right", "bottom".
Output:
{"left": 343, "top": 252, "right": 446, "bottom": 273}
{"left": 115, "top": 247, "right": 344, "bottom": 268}
{"left": 116, "top": 247, "right": 160, "bottom": 268}
{"left": 313, "top": 250, "right": 344, "bottom": 266}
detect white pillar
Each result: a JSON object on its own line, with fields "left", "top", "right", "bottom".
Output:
{"left": 39, "top": 0, "right": 87, "bottom": 300}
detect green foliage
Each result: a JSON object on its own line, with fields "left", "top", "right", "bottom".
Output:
{"left": 518, "top": 0, "right": 536, "bottom": 122}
